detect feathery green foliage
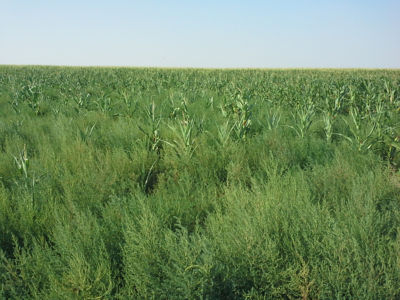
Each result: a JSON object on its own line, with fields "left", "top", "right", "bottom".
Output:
{"left": 1, "top": 66, "right": 400, "bottom": 299}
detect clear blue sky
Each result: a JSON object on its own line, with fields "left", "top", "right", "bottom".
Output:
{"left": 1, "top": 0, "right": 399, "bottom": 68}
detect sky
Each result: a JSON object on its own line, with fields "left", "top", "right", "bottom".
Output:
{"left": 1, "top": 0, "right": 399, "bottom": 68}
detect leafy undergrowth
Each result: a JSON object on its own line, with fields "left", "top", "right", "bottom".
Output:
{"left": 0, "top": 67, "right": 400, "bottom": 299}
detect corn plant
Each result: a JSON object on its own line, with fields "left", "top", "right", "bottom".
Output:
{"left": 322, "top": 111, "right": 334, "bottom": 143}
{"left": 17, "top": 83, "right": 43, "bottom": 115}
{"left": 167, "top": 118, "right": 197, "bottom": 158}
{"left": 137, "top": 101, "right": 163, "bottom": 193}
{"left": 119, "top": 89, "right": 139, "bottom": 117}
{"left": 169, "top": 96, "right": 189, "bottom": 120}
{"left": 141, "top": 159, "right": 159, "bottom": 194}
{"left": 78, "top": 123, "right": 96, "bottom": 142}
{"left": 321, "top": 96, "right": 341, "bottom": 143}
{"left": 207, "top": 96, "right": 214, "bottom": 110}
{"left": 337, "top": 106, "right": 377, "bottom": 152}
{"left": 233, "top": 117, "right": 251, "bottom": 140}
{"left": 287, "top": 101, "right": 315, "bottom": 138}
{"left": 138, "top": 101, "right": 162, "bottom": 153}
{"left": 215, "top": 121, "right": 234, "bottom": 147}
{"left": 387, "top": 134, "right": 400, "bottom": 168}
{"left": 367, "top": 98, "right": 386, "bottom": 140}
{"left": 264, "top": 106, "right": 281, "bottom": 130}
{"left": 8, "top": 86, "right": 21, "bottom": 113}
{"left": 12, "top": 144, "right": 40, "bottom": 191}
{"left": 13, "top": 144, "right": 29, "bottom": 180}
{"left": 94, "top": 93, "right": 112, "bottom": 113}
{"left": 73, "top": 92, "right": 90, "bottom": 111}
{"left": 221, "top": 94, "right": 253, "bottom": 140}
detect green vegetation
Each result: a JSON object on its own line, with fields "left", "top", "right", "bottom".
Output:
{"left": 0, "top": 66, "right": 400, "bottom": 299}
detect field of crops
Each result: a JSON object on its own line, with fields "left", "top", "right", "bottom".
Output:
{"left": 0, "top": 66, "right": 400, "bottom": 299}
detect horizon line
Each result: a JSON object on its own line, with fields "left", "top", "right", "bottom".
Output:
{"left": 1, "top": 64, "right": 400, "bottom": 71}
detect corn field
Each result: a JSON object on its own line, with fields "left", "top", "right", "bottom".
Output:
{"left": 0, "top": 66, "right": 400, "bottom": 299}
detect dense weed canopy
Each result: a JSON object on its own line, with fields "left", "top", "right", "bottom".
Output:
{"left": 0, "top": 66, "right": 400, "bottom": 299}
